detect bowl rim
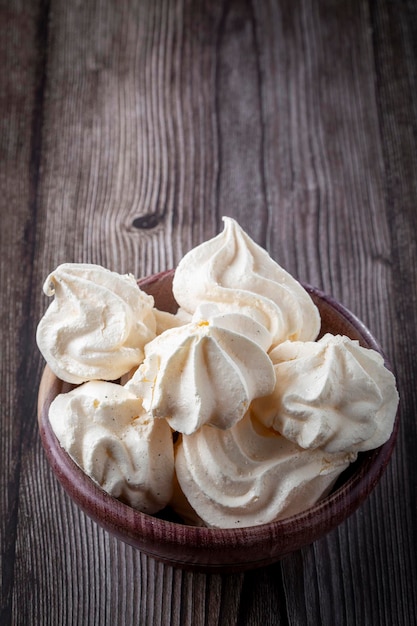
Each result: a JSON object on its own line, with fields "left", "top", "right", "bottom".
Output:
{"left": 37, "top": 270, "right": 399, "bottom": 571}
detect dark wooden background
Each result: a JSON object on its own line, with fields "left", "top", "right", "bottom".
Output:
{"left": 1, "top": 0, "right": 416, "bottom": 624}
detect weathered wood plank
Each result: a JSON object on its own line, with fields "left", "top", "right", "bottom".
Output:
{"left": 1, "top": 0, "right": 416, "bottom": 624}
{"left": 0, "top": 1, "right": 46, "bottom": 623}
{"left": 370, "top": 3, "right": 417, "bottom": 625}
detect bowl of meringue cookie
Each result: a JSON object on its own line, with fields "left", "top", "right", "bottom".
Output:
{"left": 37, "top": 218, "right": 399, "bottom": 572}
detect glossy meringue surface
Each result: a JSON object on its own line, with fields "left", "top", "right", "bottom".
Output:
{"left": 36, "top": 263, "right": 156, "bottom": 384}
{"left": 48, "top": 380, "right": 174, "bottom": 513}
{"left": 251, "top": 334, "right": 399, "bottom": 454}
{"left": 172, "top": 217, "right": 321, "bottom": 347}
{"left": 175, "top": 411, "right": 355, "bottom": 528}
{"left": 126, "top": 305, "right": 276, "bottom": 434}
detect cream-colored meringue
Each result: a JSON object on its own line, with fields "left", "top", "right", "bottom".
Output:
{"left": 126, "top": 304, "right": 276, "bottom": 435}
{"left": 36, "top": 263, "right": 156, "bottom": 384}
{"left": 252, "top": 334, "right": 399, "bottom": 454}
{"left": 48, "top": 380, "right": 174, "bottom": 513}
{"left": 153, "top": 307, "right": 191, "bottom": 335}
{"left": 175, "top": 411, "right": 354, "bottom": 528}
{"left": 169, "top": 468, "right": 205, "bottom": 527}
{"left": 172, "top": 217, "right": 320, "bottom": 348}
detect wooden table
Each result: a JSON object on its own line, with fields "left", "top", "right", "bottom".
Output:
{"left": 1, "top": 1, "right": 416, "bottom": 624}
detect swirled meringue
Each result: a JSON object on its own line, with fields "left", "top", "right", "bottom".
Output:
{"left": 172, "top": 217, "right": 320, "bottom": 348}
{"left": 175, "top": 411, "right": 354, "bottom": 528}
{"left": 36, "top": 263, "right": 156, "bottom": 384}
{"left": 126, "top": 305, "right": 276, "bottom": 434}
{"left": 251, "top": 334, "right": 399, "bottom": 454}
{"left": 48, "top": 380, "right": 174, "bottom": 513}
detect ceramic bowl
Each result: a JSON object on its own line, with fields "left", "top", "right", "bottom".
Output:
{"left": 37, "top": 270, "right": 399, "bottom": 572}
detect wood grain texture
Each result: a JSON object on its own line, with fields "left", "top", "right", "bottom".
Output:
{"left": 0, "top": 1, "right": 46, "bottom": 623}
{"left": 1, "top": 0, "right": 416, "bottom": 624}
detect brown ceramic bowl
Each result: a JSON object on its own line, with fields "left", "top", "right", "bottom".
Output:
{"left": 37, "top": 270, "right": 399, "bottom": 572}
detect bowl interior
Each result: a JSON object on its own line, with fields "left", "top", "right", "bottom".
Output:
{"left": 37, "top": 270, "right": 399, "bottom": 572}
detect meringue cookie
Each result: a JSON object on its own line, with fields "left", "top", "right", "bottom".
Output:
{"left": 126, "top": 305, "right": 276, "bottom": 434}
{"left": 36, "top": 263, "right": 156, "bottom": 384}
{"left": 172, "top": 217, "right": 320, "bottom": 348}
{"left": 252, "top": 334, "right": 399, "bottom": 454}
{"left": 48, "top": 380, "right": 174, "bottom": 513}
{"left": 175, "top": 411, "right": 354, "bottom": 528}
